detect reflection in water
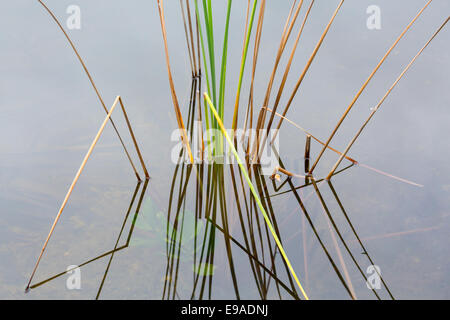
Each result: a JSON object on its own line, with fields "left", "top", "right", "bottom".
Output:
{"left": 25, "top": 95, "right": 149, "bottom": 292}
{"left": 27, "top": 159, "right": 395, "bottom": 299}
{"left": 28, "top": 78, "right": 397, "bottom": 300}
{"left": 159, "top": 156, "right": 392, "bottom": 299}
{"left": 29, "top": 180, "right": 149, "bottom": 299}
{"left": 157, "top": 79, "right": 395, "bottom": 300}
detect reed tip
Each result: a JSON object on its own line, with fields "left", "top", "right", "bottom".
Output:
{"left": 24, "top": 286, "right": 30, "bottom": 294}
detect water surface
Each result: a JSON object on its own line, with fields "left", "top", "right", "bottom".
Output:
{"left": 1, "top": 0, "right": 449, "bottom": 299}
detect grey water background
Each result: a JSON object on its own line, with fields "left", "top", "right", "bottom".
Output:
{"left": 0, "top": 0, "right": 449, "bottom": 299}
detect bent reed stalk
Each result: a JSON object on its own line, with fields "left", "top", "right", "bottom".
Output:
{"left": 26, "top": 96, "right": 123, "bottom": 291}
{"left": 37, "top": 0, "right": 145, "bottom": 181}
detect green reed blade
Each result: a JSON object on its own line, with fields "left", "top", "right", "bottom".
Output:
{"left": 232, "top": 0, "right": 258, "bottom": 131}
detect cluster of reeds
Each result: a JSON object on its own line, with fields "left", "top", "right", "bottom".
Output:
{"left": 25, "top": 0, "right": 447, "bottom": 299}
{"left": 157, "top": 0, "right": 448, "bottom": 299}
{"left": 162, "top": 97, "right": 399, "bottom": 299}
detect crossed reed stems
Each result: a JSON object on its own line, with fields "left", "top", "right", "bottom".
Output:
{"left": 25, "top": 0, "right": 447, "bottom": 299}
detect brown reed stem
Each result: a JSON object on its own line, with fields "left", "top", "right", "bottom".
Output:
{"left": 185, "top": 0, "right": 199, "bottom": 76}
{"left": 265, "top": 106, "right": 423, "bottom": 187}
{"left": 264, "top": 106, "right": 358, "bottom": 164}
{"left": 118, "top": 97, "right": 150, "bottom": 179}
{"left": 271, "top": 0, "right": 344, "bottom": 146}
{"left": 180, "top": 0, "right": 195, "bottom": 77}
{"left": 243, "top": 0, "right": 266, "bottom": 157}
{"left": 37, "top": 0, "right": 143, "bottom": 181}
{"left": 252, "top": 0, "right": 304, "bottom": 158}
{"left": 309, "top": 0, "right": 433, "bottom": 175}
{"left": 157, "top": 0, "right": 194, "bottom": 163}
{"left": 264, "top": 0, "right": 314, "bottom": 141}
{"left": 26, "top": 96, "right": 122, "bottom": 292}
{"left": 304, "top": 134, "right": 311, "bottom": 184}
{"left": 326, "top": 15, "right": 449, "bottom": 180}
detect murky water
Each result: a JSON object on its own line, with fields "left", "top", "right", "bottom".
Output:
{"left": 1, "top": 0, "right": 449, "bottom": 299}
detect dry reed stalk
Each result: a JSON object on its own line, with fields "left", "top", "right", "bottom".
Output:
{"left": 180, "top": 0, "right": 195, "bottom": 76}
{"left": 258, "top": 0, "right": 302, "bottom": 115}
{"left": 304, "top": 134, "right": 311, "bottom": 184}
{"left": 196, "top": 86, "right": 205, "bottom": 161}
{"left": 259, "top": 0, "right": 302, "bottom": 106}
{"left": 193, "top": 0, "right": 202, "bottom": 77}
{"left": 37, "top": 0, "right": 144, "bottom": 181}
{"left": 270, "top": 0, "right": 345, "bottom": 146}
{"left": 304, "top": 135, "right": 311, "bottom": 170}
{"left": 252, "top": 0, "right": 304, "bottom": 158}
{"left": 269, "top": 164, "right": 353, "bottom": 199}
{"left": 255, "top": 0, "right": 315, "bottom": 159}
{"left": 193, "top": 8, "right": 206, "bottom": 158}
{"left": 254, "top": 0, "right": 315, "bottom": 160}
{"left": 157, "top": 0, "right": 194, "bottom": 164}
{"left": 118, "top": 97, "right": 150, "bottom": 179}
{"left": 263, "top": 0, "right": 314, "bottom": 140}
{"left": 243, "top": 0, "right": 266, "bottom": 156}
{"left": 326, "top": 16, "right": 449, "bottom": 180}
{"left": 265, "top": 106, "right": 357, "bottom": 164}
{"left": 26, "top": 96, "right": 121, "bottom": 292}
{"left": 185, "top": 0, "right": 199, "bottom": 76}
{"left": 271, "top": 166, "right": 306, "bottom": 179}
{"left": 358, "top": 163, "right": 423, "bottom": 187}
{"left": 356, "top": 225, "right": 441, "bottom": 243}
{"left": 264, "top": 106, "right": 424, "bottom": 187}
{"left": 308, "top": 0, "right": 433, "bottom": 175}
